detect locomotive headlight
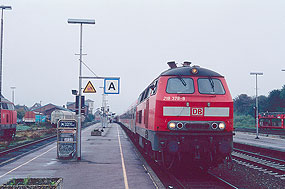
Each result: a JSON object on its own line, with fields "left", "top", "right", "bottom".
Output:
{"left": 169, "top": 122, "right": 176, "bottom": 129}
{"left": 219, "top": 122, "right": 225, "bottom": 130}
{"left": 191, "top": 68, "right": 198, "bottom": 74}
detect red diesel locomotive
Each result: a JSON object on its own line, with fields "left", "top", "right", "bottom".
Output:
{"left": 0, "top": 95, "right": 17, "bottom": 141}
{"left": 120, "top": 62, "right": 234, "bottom": 170}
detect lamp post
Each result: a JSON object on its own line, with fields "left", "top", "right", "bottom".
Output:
{"left": 10, "top": 86, "right": 15, "bottom": 104}
{"left": 250, "top": 72, "right": 263, "bottom": 139}
{"left": 99, "top": 86, "right": 107, "bottom": 130}
{"left": 68, "top": 18, "right": 95, "bottom": 160}
{"left": 0, "top": 5, "right": 12, "bottom": 124}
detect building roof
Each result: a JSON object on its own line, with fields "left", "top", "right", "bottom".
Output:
{"left": 32, "top": 103, "right": 73, "bottom": 112}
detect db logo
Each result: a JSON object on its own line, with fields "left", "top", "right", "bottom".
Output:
{"left": 192, "top": 108, "right": 204, "bottom": 116}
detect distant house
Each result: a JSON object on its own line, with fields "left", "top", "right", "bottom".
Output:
{"left": 32, "top": 103, "right": 73, "bottom": 120}
{"left": 15, "top": 105, "right": 29, "bottom": 112}
{"left": 30, "top": 103, "right": 41, "bottom": 111}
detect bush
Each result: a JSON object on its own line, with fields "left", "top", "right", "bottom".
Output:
{"left": 234, "top": 113, "right": 255, "bottom": 128}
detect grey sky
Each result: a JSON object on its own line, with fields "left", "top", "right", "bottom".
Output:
{"left": 1, "top": 0, "right": 285, "bottom": 114}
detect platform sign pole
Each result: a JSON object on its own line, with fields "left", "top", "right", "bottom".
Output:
{"left": 68, "top": 18, "right": 95, "bottom": 161}
{"left": 81, "top": 77, "right": 120, "bottom": 129}
{"left": 77, "top": 23, "right": 83, "bottom": 160}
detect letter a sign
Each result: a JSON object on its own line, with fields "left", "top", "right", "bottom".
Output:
{"left": 104, "top": 78, "right": 120, "bottom": 94}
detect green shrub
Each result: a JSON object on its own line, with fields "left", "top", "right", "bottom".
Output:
{"left": 234, "top": 113, "right": 255, "bottom": 128}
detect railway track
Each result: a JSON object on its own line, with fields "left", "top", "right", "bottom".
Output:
{"left": 120, "top": 124, "right": 239, "bottom": 188}
{"left": 0, "top": 122, "right": 95, "bottom": 167}
{"left": 0, "top": 135, "right": 57, "bottom": 167}
{"left": 232, "top": 148, "right": 285, "bottom": 177}
{"left": 164, "top": 169, "right": 239, "bottom": 189}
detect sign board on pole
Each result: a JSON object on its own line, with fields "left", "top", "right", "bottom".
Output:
{"left": 104, "top": 78, "right": 120, "bottom": 94}
{"left": 83, "top": 81, "right": 96, "bottom": 93}
{"left": 57, "top": 119, "right": 77, "bottom": 159}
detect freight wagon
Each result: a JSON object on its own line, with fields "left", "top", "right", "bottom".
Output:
{"left": 51, "top": 110, "right": 76, "bottom": 126}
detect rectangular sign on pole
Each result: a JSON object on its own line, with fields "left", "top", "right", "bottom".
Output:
{"left": 104, "top": 78, "right": 120, "bottom": 94}
{"left": 57, "top": 119, "right": 77, "bottom": 159}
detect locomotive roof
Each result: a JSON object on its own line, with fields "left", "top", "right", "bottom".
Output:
{"left": 160, "top": 66, "right": 223, "bottom": 77}
{"left": 0, "top": 95, "right": 12, "bottom": 103}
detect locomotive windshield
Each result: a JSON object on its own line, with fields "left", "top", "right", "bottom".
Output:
{"left": 166, "top": 77, "right": 194, "bottom": 94}
{"left": 198, "top": 78, "right": 225, "bottom": 94}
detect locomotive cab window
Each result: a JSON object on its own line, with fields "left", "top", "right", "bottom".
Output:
{"left": 198, "top": 78, "right": 225, "bottom": 95}
{"left": 7, "top": 103, "right": 14, "bottom": 110}
{"left": 1, "top": 103, "right": 8, "bottom": 110}
{"left": 166, "top": 77, "right": 194, "bottom": 94}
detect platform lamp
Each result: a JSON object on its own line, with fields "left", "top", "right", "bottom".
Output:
{"left": 250, "top": 72, "right": 263, "bottom": 139}
{"left": 68, "top": 18, "right": 95, "bottom": 161}
{"left": 10, "top": 86, "right": 16, "bottom": 104}
{"left": 0, "top": 5, "right": 12, "bottom": 124}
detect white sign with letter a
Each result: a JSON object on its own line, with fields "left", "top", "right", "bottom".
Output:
{"left": 104, "top": 78, "right": 120, "bottom": 94}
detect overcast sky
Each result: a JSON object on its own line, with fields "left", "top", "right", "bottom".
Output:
{"left": 1, "top": 0, "right": 285, "bottom": 114}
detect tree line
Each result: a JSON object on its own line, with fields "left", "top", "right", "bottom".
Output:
{"left": 234, "top": 85, "right": 285, "bottom": 117}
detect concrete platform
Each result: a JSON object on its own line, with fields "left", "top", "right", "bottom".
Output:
{"left": 0, "top": 123, "right": 159, "bottom": 188}
{"left": 233, "top": 131, "right": 285, "bottom": 152}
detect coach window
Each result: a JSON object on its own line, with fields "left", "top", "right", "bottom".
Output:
{"left": 198, "top": 78, "right": 225, "bottom": 95}
{"left": 151, "top": 80, "right": 158, "bottom": 95}
{"left": 272, "top": 118, "right": 282, "bottom": 127}
{"left": 139, "top": 92, "right": 144, "bottom": 103}
{"left": 144, "top": 88, "right": 150, "bottom": 99}
{"left": 259, "top": 118, "right": 270, "bottom": 126}
{"left": 166, "top": 77, "right": 194, "bottom": 94}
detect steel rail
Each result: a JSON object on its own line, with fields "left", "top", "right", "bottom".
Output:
{"left": 233, "top": 148, "right": 285, "bottom": 164}
{"left": 232, "top": 150, "right": 285, "bottom": 175}
{"left": 165, "top": 170, "right": 239, "bottom": 189}
{"left": 208, "top": 172, "right": 239, "bottom": 189}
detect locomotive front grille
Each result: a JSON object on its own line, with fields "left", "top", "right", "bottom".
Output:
{"left": 167, "top": 121, "right": 226, "bottom": 131}
{"left": 185, "top": 123, "right": 210, "bottom": 130}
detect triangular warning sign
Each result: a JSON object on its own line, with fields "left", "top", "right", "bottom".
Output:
{"left": 83, "top": 81, "right": 96, "bottom": 93}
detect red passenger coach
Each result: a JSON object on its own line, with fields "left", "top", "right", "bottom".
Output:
{"left": 0, "top": 95, "right": 17, "bottom": 141}
{"left": 120, "top": 62, "right": 234, "bottom": 170}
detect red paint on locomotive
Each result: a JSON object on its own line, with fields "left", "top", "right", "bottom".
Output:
{"left": 0, "top": 96, "right": 17, "bottom": 140}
